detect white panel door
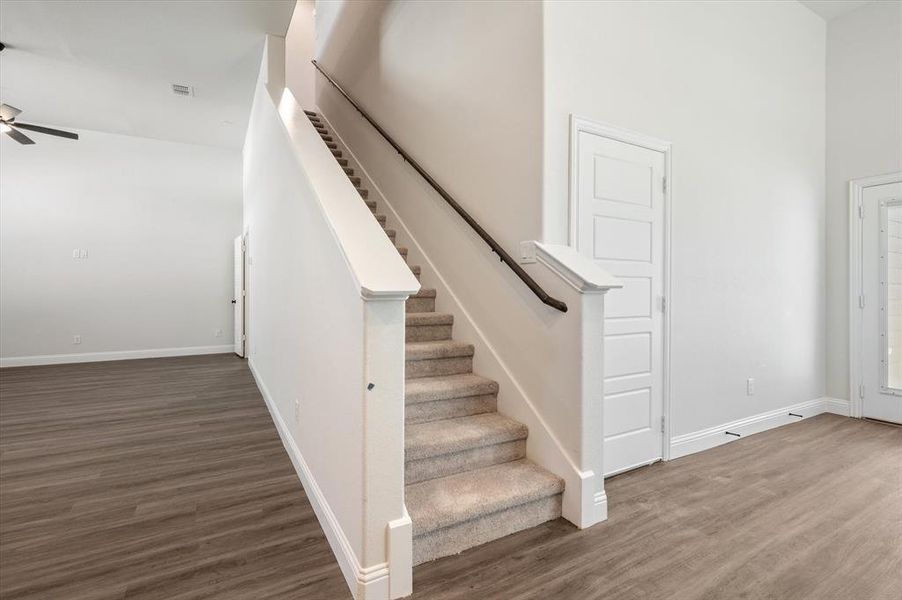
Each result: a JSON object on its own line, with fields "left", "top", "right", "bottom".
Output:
{"left": 233, "top": 235, "right": 245, "bottom": 357}
{"left": 862, "top": 181, "right": 902, "bottom": 424}
{"left": 576, "top": 131, "right": 666, "bottom": 476}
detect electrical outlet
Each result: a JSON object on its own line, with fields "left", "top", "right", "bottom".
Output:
{"left": 73, "top": 335, "right": 81, "bottom": 345}
{"left": 214, "top": 328, "right": 222, "bottom": 337}
{"left": 747, "top": 378, "right": 756, "bottom": 396}
{"left": 294, "top": 399, "right": 300, "bottom": 423}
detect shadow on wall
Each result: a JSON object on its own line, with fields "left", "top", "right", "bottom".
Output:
{"left": 315, "top": 0, "right": 390, "bottom": 100}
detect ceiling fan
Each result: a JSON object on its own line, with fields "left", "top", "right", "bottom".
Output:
{"left": 0, "top": 104, "right": 79, "bottom": 145}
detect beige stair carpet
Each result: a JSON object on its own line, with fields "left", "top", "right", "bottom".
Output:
{"left": 305, "top": 111, "right": 564, "bottom": 565}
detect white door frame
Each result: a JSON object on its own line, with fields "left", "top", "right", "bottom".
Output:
{"left": 848, "top": 171, "right": 902, "bottom": 418}
{"left": 568, "top": 115, "right": 674, "bottom": 461}
{"left": 234, "top": 232, "right": 248, "bottom": 357}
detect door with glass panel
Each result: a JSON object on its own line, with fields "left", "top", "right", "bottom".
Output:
{"left": 862, "top": 181, "right": 902, "bottom": 424}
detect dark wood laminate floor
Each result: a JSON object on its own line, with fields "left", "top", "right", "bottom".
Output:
{"left": 3, "top": 356, "right": 900, "bottom": 600}
{"left": 411, "top": 413, "right": 902, "bottom": 600}
{"left": 0, "top": 355, "right": 351, "bottom": 600}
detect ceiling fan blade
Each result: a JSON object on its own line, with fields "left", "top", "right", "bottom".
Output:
{"left": 0, "top": 104, "right": 22, "bottom": 121}
{"left": 5, "top": 127, "right": 35, "bottom": 145}
{"left": 13, "top": 122, "right": 78, "bottom": 140}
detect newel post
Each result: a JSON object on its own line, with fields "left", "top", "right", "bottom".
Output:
{"left": 533, "top": 242, "right": 621, "bottom": 528}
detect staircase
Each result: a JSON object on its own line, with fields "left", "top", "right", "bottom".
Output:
{"left": 305, "top": 111, "right": 564, "bottom": 565}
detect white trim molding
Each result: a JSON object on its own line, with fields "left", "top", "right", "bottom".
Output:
{"left": 0, "top": 345, "right": 234, "bottom": 368}
{"left": 670, "top": 397, "right": 851, "bottom": 459}
{"left": 849, "top": 172, "right": 902, "bottom": 418}
{"left": 533, "top": 242, "right": 622, "bottom": 293}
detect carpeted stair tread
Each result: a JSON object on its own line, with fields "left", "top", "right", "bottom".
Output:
{"left": 406, "top": 459, "right": 564, "bottom": 536}
{"left": 406, "top": 413, "right": 526, "bottom": 461}
{"left": 405, "top": 374, "right": 498, "bottom": 404}
{"left": 406, "top": 312, "right": 453, "bottom": 327}
{"left": 405, "top": 340, "right": 473, "bottom": 361}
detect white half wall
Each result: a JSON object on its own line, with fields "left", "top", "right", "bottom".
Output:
{"left": 244, "top": 37, "right": 416, "bottom": 599}
{"left": 0, "top": 129, "right": 241, "bottom": 365}
{"left": 544, "top": 0, "right": 828, "bottom": 437}
{"left": 825, "top": 0, "right": 902, "bottom": 400}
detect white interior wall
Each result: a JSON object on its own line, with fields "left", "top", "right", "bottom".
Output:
{"left": 312, "top": 0, "right": 543, "bottom": 252}
{"left": 286, "top": 0, "right": 316, "bottom": 109}
{"left": 0, "top": 129, "right": 241, "bottom": 365}
{"left": 825, "top": 1, "right": 902, "bottom": 400}
{"left": 543, "top": 0, "right": 827, "bottom": 437}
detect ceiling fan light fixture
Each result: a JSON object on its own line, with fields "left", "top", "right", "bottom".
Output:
{"left": 0, "top": 123, "right": 11, "bottom": 133}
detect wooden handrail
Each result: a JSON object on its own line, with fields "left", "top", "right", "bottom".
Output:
{"left": 311, "top": 60, "right": 567, "bottom": 313}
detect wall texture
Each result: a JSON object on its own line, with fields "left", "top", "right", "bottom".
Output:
{"left": 825, "top": 1, "right": 902, "bottom": 399}
{"left": 314, "top": 0, "right": 544, "bottom": 253}
{"left": 286, "top": 0, "right": 316, "bottom": 109}
{"left": 0, "top": 129, "right": 241, "bottom": 364}
{"left": 543, "top": 0, "right": 827, "bottom": 436}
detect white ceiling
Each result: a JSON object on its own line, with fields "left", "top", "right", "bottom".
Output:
{"left": 0, "top": 0, "right": 294, "bottom": 149}
{"left": 798, "top": 1, "right": 874, "bottom": 21}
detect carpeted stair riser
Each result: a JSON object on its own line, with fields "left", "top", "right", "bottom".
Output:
{"left": 405, "top": 413, "right": 527, "bottom": 483}
{"left": 406, "top": 296, "right": 434, "bottom": 313}
{"left": 405, "top": 374, "right": 499, "bottom": 424}
{"left": 406, "top": 340, "right": 472, "bottom": 378}
{"left": 406, "top": 323, "right": 451, "bottom": 342}
{"left": 413, "top": 494, "right": 561, "bottom": 565}
{"left": 406, "top": 439, "right": 526, "bottom": 484}
{"left": 406, "top": 355, "right": 471, "bottom": 379}
{"left": 406, "top": 394, "right": 497, "bottom": 424}
{"left": 406, "top": 313, "right": 453, "bottom": 342}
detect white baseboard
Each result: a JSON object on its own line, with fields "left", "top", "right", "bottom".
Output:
{"left": 670, "top": 397, "right": 851, "bottom": 459}
{"left": 0, "top": 345, "right": 234, "bottom": 368}
{"left": 247, "top": 359, "right": 391, "bottom": 600}
{"left": 823, "top": 397, "right": 852, "bottom": 416}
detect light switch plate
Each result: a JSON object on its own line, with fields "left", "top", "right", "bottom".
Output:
{"left": 519, "top": 241, "right": 536, "bottom": 264}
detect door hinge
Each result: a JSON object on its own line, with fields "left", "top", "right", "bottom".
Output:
{"left": 859, "top": 293, "right": 866, "bottom": 309}
{"left": 663, "top": 176, "right": 667, "bottom": 194}
{"left": 661, "top": 296, "right": 667, "bottom": 313}
{"left": 858, "top": 203, "right": 864, "bottom": 219}
{"left": 660, "top": 416, "right": 665, "bottom": 433}
{"left": 859, "top": 383, "right": 865, "bottom": 399}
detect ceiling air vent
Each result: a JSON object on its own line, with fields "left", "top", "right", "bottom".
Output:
{"left": 171, "top": 84, "right": 194, "bottom": 97}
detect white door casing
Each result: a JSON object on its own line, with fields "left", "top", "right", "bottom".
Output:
{"left": 858, "top": 179, "right": 902, "bottom": 424}
{"left": 570, "top": 117, "right": 671, "bottom": 476}
{"left": 233, "top": 235, "right": 245, "bottom": 357}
